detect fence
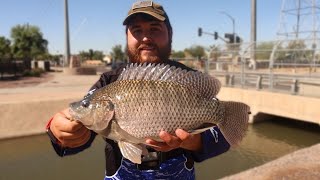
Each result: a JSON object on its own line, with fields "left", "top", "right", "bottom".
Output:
{"left": 175, "top": 39, "right": 320, "bottom": 98}
{"left": 0, "top": 59, "right": 30, "bottom": 79}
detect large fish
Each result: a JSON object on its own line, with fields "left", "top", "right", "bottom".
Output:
{"left": 69, "top": 63, "right": 250, "bottom": 164}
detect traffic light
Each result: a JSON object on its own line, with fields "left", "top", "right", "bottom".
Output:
{"left": 236, "top": 36, "right": 241, "bottom": 43}
{"left": 224, "top": 33, "right": 234, "bottom": 43}
{"left": 225, "top": 33, "right": 241, "bottom": 43}
{"left": 198, "top": 28, "right": 202, "bottom": 37}
{"left": 214, "top": 32, "right": 218, "bottom": 40}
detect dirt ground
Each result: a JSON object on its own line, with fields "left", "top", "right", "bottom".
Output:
{"left": 0, "top": 73, "right": 54, "bottom": 89}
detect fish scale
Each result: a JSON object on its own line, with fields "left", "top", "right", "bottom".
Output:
{"left": 95, "top": 79, "right": 220, "bottom": 139}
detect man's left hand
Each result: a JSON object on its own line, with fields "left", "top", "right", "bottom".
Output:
{"left": 146, "top": 129, "right": 202, "bottom": 152}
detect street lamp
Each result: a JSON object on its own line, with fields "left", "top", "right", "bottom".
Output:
{"left": 220, "top": 11, "right": 236, "bottom": 45}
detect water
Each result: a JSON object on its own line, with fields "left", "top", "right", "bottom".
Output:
{"left": 0, "top": 120, "right": 319, "bottom": 180}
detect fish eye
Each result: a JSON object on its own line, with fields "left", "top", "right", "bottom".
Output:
{"left": 81, "top": 99, "right": 90, "bottom": 107}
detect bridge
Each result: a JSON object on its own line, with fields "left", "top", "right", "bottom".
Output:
{"left": 217, "top": 86, "right": 319, "bottom": 124}
{"left": 178, "top": 39, "right": 320, "bottom": 125}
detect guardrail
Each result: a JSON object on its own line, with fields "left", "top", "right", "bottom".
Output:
{"left": 174, "top": 39, "right": 320, "bottom": 98}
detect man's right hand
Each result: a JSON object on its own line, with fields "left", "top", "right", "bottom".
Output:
{"left": 49, "top": 108, "right": 91, "bottom": 148}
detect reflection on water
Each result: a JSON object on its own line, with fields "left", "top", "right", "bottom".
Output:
{"left": 0, "top": 120, "right": 319, "bottom": 180}
{"left": 0, "top": 135, "right": 106, "bottom": 180}
{"left": 195, "top": 120, "right": 320, "bottom": 180}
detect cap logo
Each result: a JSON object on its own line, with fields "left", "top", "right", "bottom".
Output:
{"left": 132, "top": 0, "right": 153, "bottom": 10}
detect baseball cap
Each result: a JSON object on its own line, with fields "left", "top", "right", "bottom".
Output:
{"left": 123, "top": 1, "right": 169, "bottom": 25}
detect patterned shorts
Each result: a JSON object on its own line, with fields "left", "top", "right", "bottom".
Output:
{"left": 104, "top": 154, "right": 195, "bottom": 180}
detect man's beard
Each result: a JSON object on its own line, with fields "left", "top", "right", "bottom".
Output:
{"left": 127, "top": 43, "right": 171, "bottom": 64}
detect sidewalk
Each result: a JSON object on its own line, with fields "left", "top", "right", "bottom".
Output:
{"left": 0, "top": 72, "right": 101, "bottom": 103}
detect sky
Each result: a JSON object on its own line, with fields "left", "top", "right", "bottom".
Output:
{"left": 0, "top": 0, "right": 284, "bottom": 55}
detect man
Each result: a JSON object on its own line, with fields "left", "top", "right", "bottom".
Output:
{"left": 46, "top": 1, "right": 230, "bottom": 179}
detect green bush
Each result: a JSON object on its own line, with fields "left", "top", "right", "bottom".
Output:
{"left": 23, "top": 68, "right": 45, "bottom": 77}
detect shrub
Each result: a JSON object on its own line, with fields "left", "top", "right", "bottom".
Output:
{"left": 23, "top": 68, "right": 45, "bottom": 77}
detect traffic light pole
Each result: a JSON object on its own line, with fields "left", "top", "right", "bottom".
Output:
{"left": 198, "top": 28, "right": 229, "bottom": 43}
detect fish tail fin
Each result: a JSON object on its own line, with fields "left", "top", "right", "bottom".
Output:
{"left": 217, "top": 101, "right": 250, "bottom": 147}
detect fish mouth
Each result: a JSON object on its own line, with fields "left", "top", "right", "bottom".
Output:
{"left": 70, "top": 101, "right": 80, "bottom": 109}
{"left": 69, "top": 101, "right": 92, "bottom": 125}
{"left": 69, "top": 101, "right": 83, "bottom": 121}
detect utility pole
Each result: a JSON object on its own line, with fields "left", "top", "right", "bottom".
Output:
{"left": 64, "top": 0, "right": 71, "bottom": 67}
{"left": 251, "top": 0, "right": 257, "bottom": 69}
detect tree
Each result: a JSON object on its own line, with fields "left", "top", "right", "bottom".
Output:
{"left": 78, "top": 49, "right": 104, "bottom": 61}
{"left": 110, "top": 45, "right": 125, "bottom": 62}
{"left": 10, "top": 24, "right": 48, "bottom": 60}
{"left": 92, "top": 50, "right": 104, "bottom": 60}
{"left": 0, "top": 36, "right": 11, "bottom": 60}
{"left": 184, "top": 45, "right": 206, "bottom": 59}
{"left": 287, "top": 39, "right": 306, "bottom": 50}
{"left": 255, "top": 42, "right": 274, "bottom": 60}
{"left": 286, "top": 40, "right": 310, "bottom": 63}
{"left": 79, "top": 50, "right": 90, "bottom": 61}
{"left": 88, "top": 49, "right": 94, "bottom": 59}
{"left": 272, "top": 43, "right": 286, "bottom": 62}
{"left": 170, "top": 50, "right": 185, "bottom": 58}
{"left": 209, "top": 45, "right": 221, "bottom": 61}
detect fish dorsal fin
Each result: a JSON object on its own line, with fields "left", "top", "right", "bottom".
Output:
{"left": 118, "top": 63, "right": 221, "bottom": 98}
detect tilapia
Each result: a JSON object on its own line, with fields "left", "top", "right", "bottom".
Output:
{"left": 69, "top": 63, "right": 250, "bottom": 164}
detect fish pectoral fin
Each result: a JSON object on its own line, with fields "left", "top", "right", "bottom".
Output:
{"left": 188, "top": 126, "right": 213, "bottom": 135}
{"left": 118, "top": 141, "right": 146, "bottom": 164}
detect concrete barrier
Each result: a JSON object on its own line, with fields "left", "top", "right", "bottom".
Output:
{"left": 0, "top": 98, "right": 77, "bottom": 139}
{"left": 221, "top": 143, "right": 320, "bottom": 180}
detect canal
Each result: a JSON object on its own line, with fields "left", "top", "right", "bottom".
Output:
{"left": 0, "top": 119, "right": 319, "bottom": 180}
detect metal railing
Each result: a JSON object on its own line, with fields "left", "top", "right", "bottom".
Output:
{"left": 174, "top": 39, "right": 320, "bottom": 98}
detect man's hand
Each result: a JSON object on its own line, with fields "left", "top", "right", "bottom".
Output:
{"left": 49, "top": 108, "right": 91, "bottom": 148}
{"left": 145, "top": 129, "right": 202, "bottom": 152}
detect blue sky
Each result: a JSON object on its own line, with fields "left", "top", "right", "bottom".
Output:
{"left": 0, "top": 0, "right": 282, "bottom": 54}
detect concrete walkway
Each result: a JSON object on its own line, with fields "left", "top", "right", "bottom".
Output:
{"left": 0, "top": 72, "right": 101, "bottom": 139}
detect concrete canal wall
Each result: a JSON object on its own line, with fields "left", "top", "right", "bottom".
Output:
{"left": 0, "top": 98, "right": 77, "bottom": 139}
{"left": 0, "top": 72, "right": 99, "bottom": 140}
{"left": 221, "top": 143, "right": 320, "bottom": 180}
